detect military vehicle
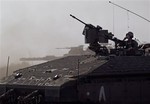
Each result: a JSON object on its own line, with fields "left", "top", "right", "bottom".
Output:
{"left": 0, "top": 2, "right": 150, "bottom": 103}
{"left": 0, "top": 14, "right": 150, "bottom": 104}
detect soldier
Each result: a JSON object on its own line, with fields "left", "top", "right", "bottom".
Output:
{"left": 88, "top": 39, "right": 101, "bottom": 56}
{"left": 88, "top": 39, "right": 109, "bottom": 56}
{"left": 123, "top": 32, "right": 138, "bottom": 55}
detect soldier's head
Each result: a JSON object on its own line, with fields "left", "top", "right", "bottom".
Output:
{"left": 126, "top": 32, "right": 134, "bottom": 39}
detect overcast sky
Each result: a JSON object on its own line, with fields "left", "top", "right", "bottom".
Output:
{"left": 0, "top": 0, "right": 150, "bottom": 67}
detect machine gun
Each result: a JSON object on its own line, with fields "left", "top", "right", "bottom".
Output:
{"left": 70, "top": 14, "right": 113, "bottom": 44}
{"left": 70, "top": 14, "right": 121, "bottom": 56}
{"left": 70, "top": 14, "right": 144, "bottom": 56}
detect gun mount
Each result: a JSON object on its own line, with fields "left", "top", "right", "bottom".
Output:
{"left": 70, "top": 14, "right": 110, "bottom": 43}
{"left": 70, "top": 14, "right": 146, "bottom": 56}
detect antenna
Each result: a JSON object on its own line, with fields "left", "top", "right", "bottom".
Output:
{"left": 6, "top": 56, "right": 10, "bottom": 77}
{"left": 76, "top": 59, "right": 80, "bottom": 88}
{"left": 127, "top": 11, "right": 130, "bottom": 31}
{"left": 112, "top": 0, "right": 115, "bottom": 34}
{"left": 109, "top": 1, "right": 150, "bottom": 23}
{"left": 77, "top": 59, "right": 80, "bottom": 81}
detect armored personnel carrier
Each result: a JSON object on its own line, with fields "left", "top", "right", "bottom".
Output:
{"left": 0, "top": 14, "right": 150, "bottom": 104}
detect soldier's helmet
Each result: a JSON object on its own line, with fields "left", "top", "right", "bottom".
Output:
{"left": 126, "top": 32, "right": 134, "bottom": 39}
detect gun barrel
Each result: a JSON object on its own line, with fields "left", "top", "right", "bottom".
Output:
{"left": 70, "top": 14, "right": 87, "bottom": 25}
